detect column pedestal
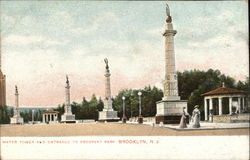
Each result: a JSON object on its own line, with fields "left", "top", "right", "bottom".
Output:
{"left": 156, "top": 100, "right": 188, "bottom": 124}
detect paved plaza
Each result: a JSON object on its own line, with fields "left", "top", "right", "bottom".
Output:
{"left": 0, "top": 122, "right": 249, "bottom": 137}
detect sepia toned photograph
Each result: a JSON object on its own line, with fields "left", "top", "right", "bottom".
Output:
{"left": 0, "top": 1, "right": 249, "bottom": 159}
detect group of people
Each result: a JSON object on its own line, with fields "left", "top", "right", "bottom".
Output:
{"left": 179, "top": 105, "right": 200, "bottom": 128}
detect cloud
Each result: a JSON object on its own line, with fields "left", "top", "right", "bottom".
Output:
{"left": 50, "top": 11, "right": 74, "bottom": 27}
{"left": 187, "top": 35, "right": 235, "bottom": 48}
{"left": 3, "top": 34, "right": 65, "bottom": 47}
{"left": 145, "top": 27, "right": 163, "bottom": 37}
{"left": 70, "top": 12, "right": 119, "bottom": 35}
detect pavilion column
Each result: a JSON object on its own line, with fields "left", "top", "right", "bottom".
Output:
{"left": 242, "top": 97, "right": 245, "bottom": 111}
{"left": 204, "top": 98, "right": 208, "bottom": 121}
{"left": 49, "top": 114, "right": 51, "bottom": 122}
{"left": 42, "top": 114, "right": 45, "bottom": 123}
{"left": 209, "top": 98, "right": 213, "bottom": 121}
{"left": 54, "top": 114, "right": 56, "bottom": 121}
{"left": 238, "top": 97, "right": 241, "bottom": 113}
{"left": 45, "top": 114, "right": 47, "bottom": 123}
{"left": 219, "top": 97, "right": 222, "bottom": 115}
{"left": 229, "top": 97, "right": 232, "bottom": 115}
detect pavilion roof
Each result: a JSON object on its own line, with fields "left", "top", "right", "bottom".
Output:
{"left": 42, "top": 110, "right": 59, "bottom": 114}
{"left": 202, "top": 87, "right": 245, "bottom": 96}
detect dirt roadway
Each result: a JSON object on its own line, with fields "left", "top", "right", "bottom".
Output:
{"left": 0, "top": 123, "right": 249, "bottom": 137}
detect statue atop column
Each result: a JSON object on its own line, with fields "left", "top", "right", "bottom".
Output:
{"left": 166, "top": 4, "right": 172, "bottom": 23}
{"left": 104, "top": 58, "right": 109, "bottom": 71}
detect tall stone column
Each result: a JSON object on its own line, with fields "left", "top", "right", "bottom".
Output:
{"left": 204, "top": 98, "right": 208, "bottom": 121}
{"left": 219, "top": 97, "right": 222, "bottom": 115}
{"left": 103, "top": 58, "right": 113, "bottom": 111}
{"left": 155, "top": 4, "right": 188, "bottom": 124}
{"left": 61, "top": 75, "right": 75, "bottom": 123}
{"left": 229, "top": 97, "right": 232, "bottom": 114}
{"left": 14, "top": 86, "right": 20, "bottom": 117}
{"left": 65, "top": 76, "right": 72, "bottom": 115}
{"left": 98, "top": 58, "right": 119, "bottom": 122}
{"left": 162, "top": 15, "right": 180, "bottom": 101}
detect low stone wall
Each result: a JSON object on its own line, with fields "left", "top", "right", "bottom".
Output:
{"left": 213, "top": 115, "right": 231, "bottom": 123}
{"left": 213, "top": 113, "right": 250, "bottom": 123}
{"left": 129, "top": 117, "right": 156, "bottom": 123}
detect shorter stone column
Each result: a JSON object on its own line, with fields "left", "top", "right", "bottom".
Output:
{"left": 219, "top": 97, "right": 222, "bottom": 115}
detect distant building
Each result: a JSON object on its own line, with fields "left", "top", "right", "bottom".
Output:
{"left": 42, "top": 110, "right": 59, "bottom": 123}
{"left": 0, "top": 53, "right": 6, "bottom": 107}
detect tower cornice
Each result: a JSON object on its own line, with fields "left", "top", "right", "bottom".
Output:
{"left": 163, "top": 30, "right": 177, "bottom": 36}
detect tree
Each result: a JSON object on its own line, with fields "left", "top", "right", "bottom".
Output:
{"left": 178, "top": 69, "right": 238, "bottom": 119}
{"left": 0, "top": 106, "right": 11, "bottom": 124}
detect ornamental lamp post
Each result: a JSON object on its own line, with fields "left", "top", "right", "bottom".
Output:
{"left": 138, "top": 91, "right": 143, "bottom": 124}
{"left": 122, "top": 96, "right": 127, "bottom": 123}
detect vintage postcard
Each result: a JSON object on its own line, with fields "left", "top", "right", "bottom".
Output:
{"left": 0, "top": 1, "right": 249, "bottom": 160}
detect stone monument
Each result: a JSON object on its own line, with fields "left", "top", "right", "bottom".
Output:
{"left": 61, "top": 75, "right": 76, "bottom": 123}
{"left": 155, "top": 4, "right": 188, "bottom": 124}
{"left": 0, "top": 49, "right": 6, "bottom": 107}
{"left": 98, "top": 58, "right": 119, "bottom": 122}
{"left": 10, "top": 86, "right": 24, "bottom": 124}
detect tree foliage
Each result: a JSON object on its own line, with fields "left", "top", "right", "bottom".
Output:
{"left": 0, "top": 106, "right": 11, "bottom": 124}
{"left": 54, "top": 94, "right": 104, "bottom": 121}
{"left": 178, "top": 69, "right": 248, "bottom": 119}
{"left": 113, "top": 86, "right": 163, "bottom": 118}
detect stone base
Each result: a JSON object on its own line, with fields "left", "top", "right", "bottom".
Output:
{"left": 155, "top": 115, "right": 180, "bottom": 124}
{"left": 10, "top": 117, "right": 24, "bottom": 124}
{"left": 138, "top": 116, "right": 143, "bottom": 124}
{"left": 98, "top": 119, "right": 120, "bottom": 123}
{"left": 156, "top": 100, "right": 188, "bottom": 124}
{"left": 98, "top": 110, "right": 119, "bottom": 122}
{"left": 122, "top": 117, "right": 127, "bottom": 123}
{"left": 61, "top": 114, "right": 76, "bottom": 123}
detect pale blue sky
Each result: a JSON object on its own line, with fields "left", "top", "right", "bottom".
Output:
{"left": 0, "top": 1, "right": 248, "bottom": 107}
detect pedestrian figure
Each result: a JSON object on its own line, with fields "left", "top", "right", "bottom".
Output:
{"left": 192, "top": 105, "right": 200, "bottom": 128}
{"left": 179, "top": 107, "right": 187, "bottom": 128}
